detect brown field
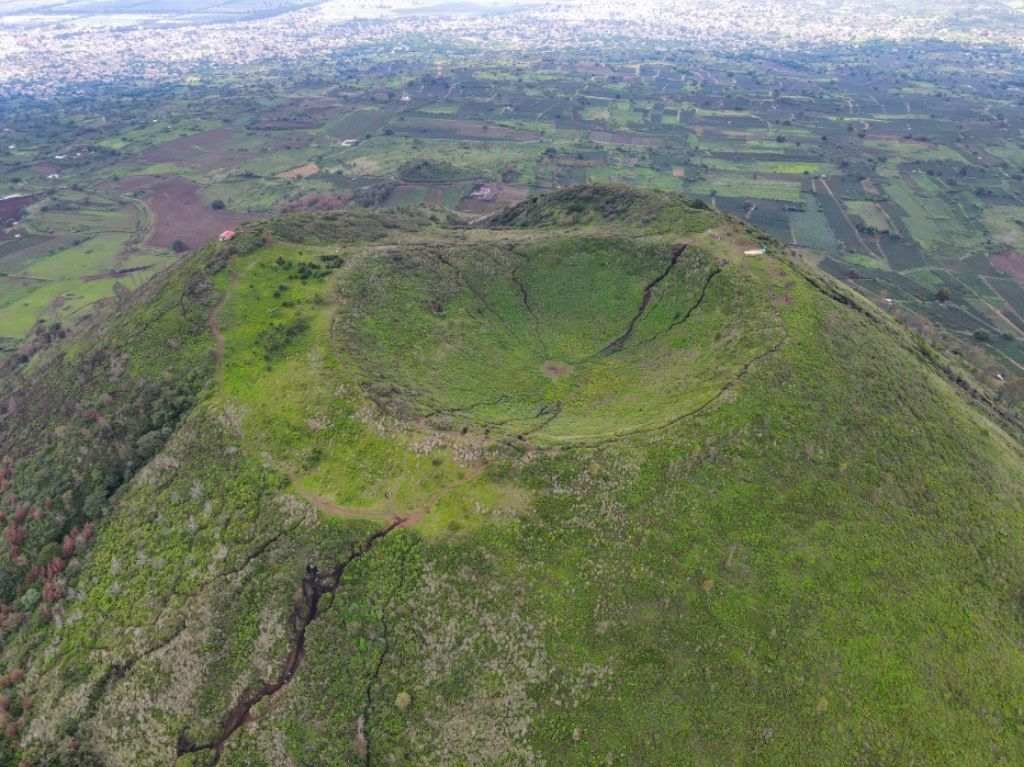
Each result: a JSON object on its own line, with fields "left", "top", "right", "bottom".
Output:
{"left": 138, "top": 128, "right": 241, "bottom": 170}
{"left": 253, "top": 99, "right": 340, "bottom": 130}
{"left": 118, "top": 176, "right": 249, "bottom": 250}
{"left": 0, "top": 195, "right": 38, "bottom": 227}
{"left": 138, "top": 127, "right": 313, "bottom": 172}
{"left": 992, "top": 251, "right": 1024, "bottom": 284}
{"left": 589, "top": 130, "right": 660, "bottom": 147}
{"left": 424, "top": 187, "right": 445, "bottom": 207}
{"left": 277, "top": 162, "right": 320, "bottom": 180}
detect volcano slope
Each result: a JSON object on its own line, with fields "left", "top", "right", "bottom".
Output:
{"left": 0, "top": 186, "right": 1023, "bottom": 766}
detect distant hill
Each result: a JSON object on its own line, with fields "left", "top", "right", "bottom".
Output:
{"left": 0, "top": 186, "right": 1022, "bottom": 765}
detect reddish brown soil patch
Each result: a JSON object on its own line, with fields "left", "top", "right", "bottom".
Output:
{"left": 139, "top": 128, "right": 258, "bottom": 171}
{"left": 110, "top": 175, "right": 156, "bottom": 194}
{"left": 125, "top": 176, "right": 249, "bottom": 251}
{"left": 542, "top": 360, "right": 573, "bottom": 379}
{"left": 424, "top": 187, "right": 445, "bottom": 207}
{"left": 992, "top": 251, "right": 1024, "bottom": 284}
{"left": 276, "top": 162, "right": 319, "bottom": 180}
{"left": 253, "top": 99, "right": 340, "bottom": 130}
{"left": 0, "top": 195, "right": 38, "bottom": 227}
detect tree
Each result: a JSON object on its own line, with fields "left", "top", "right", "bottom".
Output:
{"left": 934, "top": 287, "right": 951, "bottom": 302}
{"left": 171, "top": 239, "right": 188, "bottom": 253}
{"left": 210, "top": 199, "right": 226, "bottom": 210}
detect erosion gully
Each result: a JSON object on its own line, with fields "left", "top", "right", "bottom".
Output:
{"left": 176, "top": 517, "right": 405, "bottom": 764}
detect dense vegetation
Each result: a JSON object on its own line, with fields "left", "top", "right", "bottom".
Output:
{"left": 0, "top": 187, "right": 1020, "bottom": 765}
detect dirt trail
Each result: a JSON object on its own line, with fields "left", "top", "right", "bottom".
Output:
{"left": 207, "top": 268, "right": 239, "bottom": 371}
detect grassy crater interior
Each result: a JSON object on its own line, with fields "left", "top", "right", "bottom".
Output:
{"left": 339, "top": 233, "right": 784, "bottom": 443}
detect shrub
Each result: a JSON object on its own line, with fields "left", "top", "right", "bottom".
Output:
{"left": 395, "top": 691, "right": 412, "bottom": 711}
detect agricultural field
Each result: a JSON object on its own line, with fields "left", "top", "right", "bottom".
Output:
{"left": 3, "top": 40, "right": 1024, "bottom": 380}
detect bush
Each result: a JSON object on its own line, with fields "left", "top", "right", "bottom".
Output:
{"left": 395, "top": 691, "right": 412, "bottom": 711}
{"left": 210, "top": 199, "right": 226, "bottom": 210}
{"left": 171, "top": 239, "right": 188, "bottom": 253}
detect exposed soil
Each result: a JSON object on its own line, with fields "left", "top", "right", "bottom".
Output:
{"left": 117, "top": 176, "right": 249, "bottom": 250}
{"left": 0, "top": 194, "right": 38, "bottom": 227}
{"left": 138, "top": 128, "right": 244, "bottom": 171}
{"left": 992, "top": 251, "right": 1024, "bottom": 284}
{"left": 542, "top": 360, "right": 572, "bottom": 379}
{"left": 277, "top": 162, "right": 320, "bottom": 180}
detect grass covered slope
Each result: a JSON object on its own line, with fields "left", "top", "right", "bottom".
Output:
{"left": 0, "top": 186, "right": 1022, "bottom": 766}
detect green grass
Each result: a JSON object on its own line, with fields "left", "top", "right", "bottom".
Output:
{"left": 339, "top": 135, "right": 549, "bottom": 184}
{"left": 983, "top": 205, "right": 1024, "bottom": 250}
{"left": 864, "top": 140, "right": 966, "bottom": 163}
{"left": 690, "top": 174, "right": 804, "bottom": 203}
{"left": 9, "top": 189, "right": 1024, "bottom": 767}
{"left": 846, "top": 200, "right": 892, "bottom": 233}
{"left": 21, "top": 233, "right": 131, "bottom": 280}
{"left": 885, "top": 178, "right": 982, "bottom": 259}
{"left": 703, "top": 158, "right": 828, "bottom": 175}
{"left": 791, "top": 194, "right": 840, "bottom": 253}
{"left": 419, "top": 104, "right": 460, "bottom": 115}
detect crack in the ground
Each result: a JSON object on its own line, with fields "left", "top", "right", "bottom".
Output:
{"left": 510, "top": 260, "right": 550, "bottom": 358}
{"left": 594, "top": 244, "right": 687, "bottom": 357}
{"left": 637, "top": 265, "right": 722, "bottom": 346}
{"left": 358, "top": 558, "right": 407, "bottom": 767}
{"left": 520, "top": 401, "right": 563, "bottom": 436}
{"left": 433, "top": 250, "right": 522, "bottom": 343}
{"left": 175, "top": 517, "right": 405, "bottom": 765}
{"left": 82, "top": 620, "right": 188, "bottom": 726}
{"left": 423, "top": 394, "right": 509, "bottom": 419}
{"left": 361, "top": 613, "right": 389, "bottom": 767}
{"left": 577, "top": 331, "right": 788, "bottom": 447}
{"left": 151, "top": 527, "right": 293, "bottom": 633}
